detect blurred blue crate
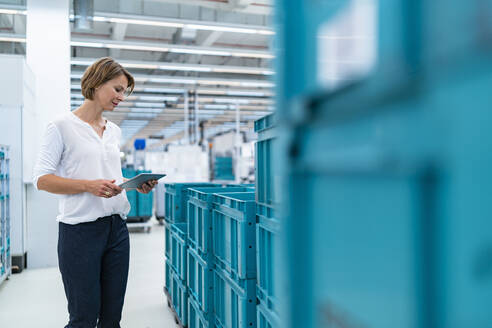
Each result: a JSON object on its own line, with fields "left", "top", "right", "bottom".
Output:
{"left": 226, "top": 183, "right": 255, "bottom": 188}
{"left": 137, "top": 191, "right": 153, "bottom": 218}
{"left": 213, "top": 266, "right": 256, "bottom": 328}
{"left": 256, "top": 205, "right": 280, "bottom": 324}
{"left": 188, "top": 293, "right": 212, "bottom": 328}
{"left": 214, "top": 157, "right": 234, "bottom": 181}
{"left": 170, "top": 223, "right": 188, "bottom": 281}
{"left": 165, "top": 183, "right": 220, "bottom": 223}
{"left": 212, "top": 192, "right": 256, "bottom": 280}
{"left": 171, "top": 268, "right": 188, "bottom": 326}
{"left": 187, "top": 186, "right": 255, "bottom": 257}
{"left": 187, "top": 247, "right": 213, "bottom": 315}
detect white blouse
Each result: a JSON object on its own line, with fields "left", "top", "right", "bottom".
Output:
{"left": 32, "top": 111, "right": 130, "bottom": 224}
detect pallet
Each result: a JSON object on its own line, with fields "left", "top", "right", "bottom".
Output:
{"left": 126, "top": 220, "right": 152, "bottom": 233}
{"left": 163, "top": 286, "right": 187, "bottom": 328}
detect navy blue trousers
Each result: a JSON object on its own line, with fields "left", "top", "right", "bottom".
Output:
{"left": 58, "top": 214, "right": 130, "bottom": 328}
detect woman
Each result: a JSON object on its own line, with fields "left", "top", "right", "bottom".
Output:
{"left": 32, "top": 57, "right": 157, "bottom": 328}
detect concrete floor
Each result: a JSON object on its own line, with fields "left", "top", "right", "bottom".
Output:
{"left": 0, "top": 221, "right": 177, "bottom": 328}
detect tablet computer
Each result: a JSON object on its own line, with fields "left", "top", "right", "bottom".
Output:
{"left": 119, "top": 173, "right": 166, "bottom": 190}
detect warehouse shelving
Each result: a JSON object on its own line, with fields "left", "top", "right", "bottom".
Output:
{"left": 0, "top": 145, "right": 11, "bottom": 286}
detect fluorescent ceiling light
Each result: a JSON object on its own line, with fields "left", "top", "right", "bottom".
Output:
{"left": 142, "top": 87, "right": 185, "bottom": 93}
{"left": 91, "top": 11, "right": 274, "bottom": 36}
{"left": 226, "top": 90, "right": 268, "bottom": 97}
{"left": 148, "top": 77, "right": 196, "bottom": 84}
{"left": 138, "top": 95, "right": 179, "bottom": 102}
{"left": 213, "top": 98, "right": 250, "bottom": 104}
{"left": 94, "top": 16, "right": 184, "bottom": 28}
{"left": 159, "top": 64, "right": 212, "bottom": 72}
{"left": 184, "top": 24, "right": 264, "bottom": 35}
{"left": 0, "top": 34, "right": 26, "bottom": 43}
{"left": 71, "top": 57, "right": 273, "bottom": 75}
{"left": 168, "top": 48, "right": 231, "bottom": 57}
{"left": 211, "top": 67, "right": 274, "bottom": 75}
{"left": 70, "top": 40, "right": 169, "bottom": 52}
{"left": 70, "top": 38, "right": 272, "bottom": 59}
{"left": 203, "top": 104, "right": 231, "bottom": 110}
{"left": 0, "top": 8, "right": 26, "bottom": 15}
{"left": 233, "top": 52, "right": 273, "bottom": 59}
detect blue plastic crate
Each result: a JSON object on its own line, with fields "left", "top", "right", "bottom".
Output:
{"left": 171, "top": 268, "right": 188, "bottom": 326}
{"left": 164, "top": 221, "right": 171, "bottom": 260}
{"left": 188, "top": 293, "right": 212, "bottom": 328}
{"left": 214, "top": 157, "right": 234, "bottom": 180}
{"left": 165, "top": 183, "right": 220, "bottom": 223}
{"left": 255, "top": 114, "right": 276, "bottom": 211}
{"left": 187, "top": 247, "right": 213, "bottom": 315}
{"left": 213, "top": 266, "right": 256, "bottom": 328}
{"left": 188, "top": 187, "right": 255, "bottom": 257}
{"left": 170, "top": 223, "right": 188, "bottom": 281}
{"left": 256, "top": 207, "right": 280, "bottom": 321}
{"left": 212, "top": 192, "right": 257, "bottom": 280}
{"left": 137, "top": 170, "right": 153, "bottom": 218}
{"left": 165, "top": 259, "right": 173, "bottom": 294}
{"left": 257, "top": 299, "right": 280, "bottom": 328}
{"left": 125, "top": 190, "right": 138, "bottom": 218}
{"left": 122, "top": 169, "right": 138, "bottom": 218}
{"left": 227, "top": 183, "right": 255, "bottom": 188}
{"left": 137, "top": 191, "right": 153, "bottom": 217}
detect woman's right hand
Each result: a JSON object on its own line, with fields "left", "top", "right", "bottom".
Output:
{"left": 86, "top": 179, "right": 123, "bottom": 198}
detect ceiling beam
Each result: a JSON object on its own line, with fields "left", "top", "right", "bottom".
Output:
{"left": 71, "top": 57, "right": 273, "bottom": 75}
{"left": 0, "top": 4, "right": 273, "bottom": 33}
{"left": 148, "top": 0, "right": 272, "bottom": 16}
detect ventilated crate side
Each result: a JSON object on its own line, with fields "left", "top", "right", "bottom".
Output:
{"left": 212, "top": 192, "right": 257, "bottom": 280}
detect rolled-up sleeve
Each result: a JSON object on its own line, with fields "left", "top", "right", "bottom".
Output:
{"left": 32, "top": 122, "right": 63, "bottom": 190}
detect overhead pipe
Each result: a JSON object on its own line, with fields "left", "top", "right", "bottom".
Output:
{"left": 73, "top": 0, "right": 94, "bottom": 31}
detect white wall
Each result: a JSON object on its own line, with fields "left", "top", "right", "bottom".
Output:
{"left": 25, "top": 0, "right": 70, "bottom": 268}
{"left": 0, "top": 55, "right": 36, "bottom": 261}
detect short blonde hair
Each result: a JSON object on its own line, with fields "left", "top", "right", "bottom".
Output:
{"left": 81, "top": 57, "right": 135, "bottom": 100}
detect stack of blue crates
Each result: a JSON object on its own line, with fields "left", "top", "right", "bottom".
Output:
{"left": 0, "top": 145, "right": 11, "bottom": 286}
{"left": 214, "top": 156, "right": 235, "bottom": 181}
{"left": 186, "top": 186, "right": 254, "bottom": 328}
{"left": 254, "top": 114, "right": 281, "bottom": 328}
{"left": 121, "top": 168, "right": 154, "bottom": 221}
{"left": 163, "top": 182, "right": 221, "bottom": 326}
{"left": 212, "top": 192, "right": 257, "bottom": 328}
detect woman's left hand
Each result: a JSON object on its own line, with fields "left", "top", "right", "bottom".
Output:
{"left": 137, "top": 180, "right": 158, "bottom": 194}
